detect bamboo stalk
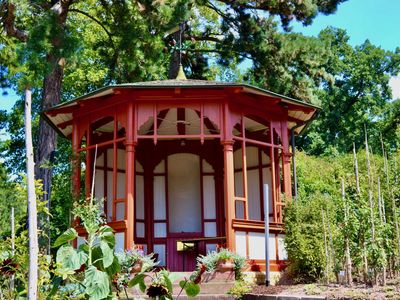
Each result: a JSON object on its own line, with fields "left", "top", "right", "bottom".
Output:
{"left": 322, "top": 209, "right": 330, "bottom": 284}
{"left": 342, "top": 178, "right": 353, "bottom": 286}
{"left": 353, "top": 143, "right": 360, "bottom": 194}
{"left": 25, "top": 89, "right": 38, "bottom": 300}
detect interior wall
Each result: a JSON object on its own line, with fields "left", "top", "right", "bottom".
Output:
{"left": 168, "top": 153, "right": 202, "bottom": 233}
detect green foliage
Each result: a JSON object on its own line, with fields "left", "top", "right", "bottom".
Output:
{"left": 227, "top": 280, "right": 252, "bottom": 300}
{"left": 53, "top": 198, "right": 120, "bottom": 299}
{"left": 128, "top": 268, "right": 201, "bottom": 299}
{"left": 197, "top": 248, "right": 247, "bottom": 280}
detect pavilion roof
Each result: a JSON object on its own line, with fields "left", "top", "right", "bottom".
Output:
{"left": 43, "top": 79, "right": 319, "bottom": 138}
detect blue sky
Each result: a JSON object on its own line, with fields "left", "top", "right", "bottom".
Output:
{"left": 1, "top": 0, "right": 400, "bottom": 113}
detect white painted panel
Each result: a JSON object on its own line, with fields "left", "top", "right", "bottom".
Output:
{"left": 168, "top": 154, "right": 201, "bottom": 233}
{"left": 261, "top": 151, "right": 270, "bottom": 165}
{"left": 107, "top": 148, "right": 114, "bottom": 168}
{"left": 136, "top": 222, "right": 145, "bottom": 238}
{"left": 117, "top": 172, "right": 126, "bottom": 198}
{"left": 94, "top": 170, "right": 104, "bottom": 200}
{"left": 153, "top": 244, "right": 166, "bottom": 266}
{"left": 96, "top": 153, "right": 104, "bottom": 167}
{"left": 202, "top": 159, "right": 214, "bottom": 173}
{"left": 262, "top": 168, "right": 273, "bottom": 216}
{"left": 247, "top": 169, "right": 261, "bottom": 220}
{"left": 135, "top": 175, "right": 145, "bottom": 219}
{"left": 235, "top": 231, "right": 247, "bottom": 257}
{"left": 154, "top": 223, "right": 167, "bottom": 238}
{"left": 77, "top": 236, "right": 85, "bottom": 248}
{"left": 116, "top": 202, "right": 125, "bottom": 220}
{"left": 235, "top": 201, "right": 245, "bottom": 219}
{"left": 206, "top": 244, "right": 217, "bottom": 254}
{"left": 115, "top": 232, "right": 125, "bottom": 253}
{"left": 117, "top": 149, "right": 126, "bottom": 170}
{"left": 277, "top": 234, "right": 288, "bottom": 260}
{"left": 204, "top": 222, "right": 217, "bottom": 237}
{"left": 154, "top": 176, "right": 166, "bottom": 220}
{"left": 248, "top": 232, "right": 276, "bottom": 260}
{"left": 158, "top": 108, "right": 178, "bottom": 135}
{"left": 185, "top": 109, "right": 201, "bottom": 134}
{"left": 107, "top": 171, "right": 113, "bottom": 221}
{"left": 136, "top": 160, "right": 144, "bottom": 172}
{"left": 234, "top": 149, "right": 243, "bottom": 169}
{"left": 234, "top": 171, "right": 244, "bottom": 197}
{"left": 246, "top": 146, "right": 259, "bottom": 168}
{"left": 203, "top": 176, "right": 216, "bottom": 219}
{"left": 154, "top": 160, "right": 165, "bottom": 173}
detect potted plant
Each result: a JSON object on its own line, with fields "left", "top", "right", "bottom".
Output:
{"left": 197, "top": 248, "right": 247, "bottom": 279}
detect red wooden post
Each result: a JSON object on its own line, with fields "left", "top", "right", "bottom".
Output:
{"left": 222, "top": 140, "right": 236, "bottom": 251}
{"left": 72, "top": 120, "right": 81, "bottom": 200}
{"left": 125, "top": 103, "right": 136, "bottom": 249}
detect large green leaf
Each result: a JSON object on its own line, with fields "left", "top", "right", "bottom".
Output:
{"left": 98, "top": 225, "right": 115, "bottom": 247}
{"left": 128, "top": 273, "right": 146, "bottom": 288}
{"left": 183, "top": 282, "right": 200, "bottom": 297}
{"left": 105, "top": 255, "right": 121, "bottom": 276}
{"left": 53, "top": 228, "right": 78, "bottom": 247}
{"left": 56, "top": 244, "right": 87, "bottom": 270}
{"left": 100, "top": 240, "right": 114, "bottom": 268}
{"left": 83, "top": 265, "right": 110, "bottom": 300}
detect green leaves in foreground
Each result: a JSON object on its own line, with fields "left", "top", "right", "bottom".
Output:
{"left": 83, "top": 266, "right": 110, "bottom": 300}
{"left": 53, "top": 228, "right": 78, "bottom": 247}
{"left": 179, "top": 280, "right": 200, "bottom": 297}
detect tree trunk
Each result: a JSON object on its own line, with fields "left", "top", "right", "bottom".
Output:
{"left": 25, "top": 88, "right": 38, "bottom": 300}
{"left": 168, "top": 30, "right": 182, "bottom": 79}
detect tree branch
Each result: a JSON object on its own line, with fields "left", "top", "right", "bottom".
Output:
{"left": 1, "top": 1, "right": 28, "bottom": 42}
{"left": 68, "top": 8, "right": 114, "bottom": 45}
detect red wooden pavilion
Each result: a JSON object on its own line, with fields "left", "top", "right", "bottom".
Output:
{"left": 44, "top": 79, "right": 318, "bottom": 272}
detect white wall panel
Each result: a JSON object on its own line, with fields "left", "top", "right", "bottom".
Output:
{"left": 94, "top": 170, "right": 104, "bottom": 200}
{"left": 204, "top": 222, "right": 217, "bottom": 237}
{"left": 115, "top": 232, "right": 125, "bottom": 253}
{"left": 277, "top": 234, "right": 288, "bottom": 260}
{"left": 116, "top": 202, "right": 125, "bottom": 220}
{"left": 202, "top": 159, "right": 214, "bottom": 173}
{"left": 203, "top": 176, "right": 216, "bottom": 219}
{"left": 107, "top": 171, "right": 113, "bottom": 221}
{"left": 107, "top": 149, "right": 113, "bottom": 168}
{"left": 234, "top": 172, "right": 244, "bottom": 197}
{"left": 168, "top": 154, "right": 201, "bottom": 233}
{"left": 235, "top": 201, "right": 245, "bottom": 219}
{"left": 96, "top": 153, "right": 104, "bottom": 167}
{"left": 248, "top": 232, "right": 276, "bottom": 260}
{"left": 234, "top": 149, "right": 243, "bottom": 169}
{"left": 154, "top": 160, "right": 165, "bottom": 173}
{"left": 135, "top": 175, "right": 145, "bottom": 219}
{"left": 117, "top": 172, "right": 126, "bottom": 199}
{"left": 247, "top": 169, "right": 261, "bottom": 220}
{"left": 154, "top": 176, "right": 166, "bottom": 220}
{"left": 246, "top": 146, "right": 259, "bottom": 167}
{"left": 154, "top": 223, "right": 167, "bottom": 238}
{"left": 136, "top": 160, "right": 144, "bottom": 172}
{"left": 262, "top": 168, "right": 273, "bottom": 217}
{"left": 136, "top": 222, "right": 145, "bottom": 238}
{"left": 235, "top": 231, "right": 247, "bottom": 257}
{"left": 117, "top": 149, "right": 126, "bottom": 170}
{"left": 153, "top": 244, "right": 166, "bottom": 266}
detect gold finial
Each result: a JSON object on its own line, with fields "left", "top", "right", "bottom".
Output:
{"left": 176, "top": 64, "right": 187, "bottom": 80}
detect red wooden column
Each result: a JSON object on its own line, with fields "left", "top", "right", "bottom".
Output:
{"left": 72, "top": 120, "right": 81, "bottom": 200}
{"left": 281, "top": 121, "right": 292, "bottom": 200}
{"left": 222, "top": 140, "right": 236, "bottom": 251}
{"left": 125, "top": 102, "right": 136, "bottom": 249}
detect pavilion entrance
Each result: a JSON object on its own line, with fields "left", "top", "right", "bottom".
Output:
{"left": 135, "top": 138, "right": 225, "bottom": 271}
